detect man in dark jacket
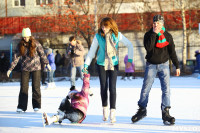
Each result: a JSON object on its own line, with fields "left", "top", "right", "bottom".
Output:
{"left": 131, "top": 15, "right": 180, "bottom": 125}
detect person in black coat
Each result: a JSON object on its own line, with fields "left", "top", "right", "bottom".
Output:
{"left": 131, "top": 15, "right": 180, "bottom": 125}
{"left": 0, "top": 52, "right": 9, "bottom": 81}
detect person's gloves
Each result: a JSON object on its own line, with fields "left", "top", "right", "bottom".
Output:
{"left": 82, "top": 64, "right": 88, "bottom": 74}
{"left": 7, "top": 70, "right": 12, "bottom": 77}
{"left": 46, "top": 64, "right": 51, "bottom": 71}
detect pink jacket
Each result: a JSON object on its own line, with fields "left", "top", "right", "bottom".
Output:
{"left": 71, "top": 74, "right": 90, "bottom": 123}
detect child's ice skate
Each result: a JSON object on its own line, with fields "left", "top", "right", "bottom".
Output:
{"left": 43, "top": 112, "right": 54, "bottom": 126}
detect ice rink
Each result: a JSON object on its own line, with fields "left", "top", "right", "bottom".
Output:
{"left": 0, "top": 76, "right": 200, "bottom": 133}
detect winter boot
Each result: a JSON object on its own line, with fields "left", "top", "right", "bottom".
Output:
{"left": 102, "top": 106, "right": 109, "bottom": 121}
{"left": 128, "top": 77, "right": 132, "bottom": 81}
{"left": 43, "top": 112, "right": 58, "bottom": 125}
{"left": 51, "top": 82, "right": 56, "bottom": 89}
{"left": 162, "top": 107, "right": 175, "bottom": 125}
{"left": 45, "top": 83, "right": 52, "bottom": 90}
{"left": 131, "top": 106, "right": 147, "bottom": 123}
{"left": 110, "top": 109, "right": 116, "bottom": 123}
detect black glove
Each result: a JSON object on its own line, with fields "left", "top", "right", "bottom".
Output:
{"left": 70, "top": 86, "right": 76, "bottom": 91}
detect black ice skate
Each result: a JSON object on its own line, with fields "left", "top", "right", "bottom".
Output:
{"left": 131, "top": 106, "right": 147, "bottom": 123}
{"left": 162, "top": 107, "right": 175, "bottom": 125}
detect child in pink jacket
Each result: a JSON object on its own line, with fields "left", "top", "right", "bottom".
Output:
{"left": 43, "top": 73, "right": 90, "bottom": 125}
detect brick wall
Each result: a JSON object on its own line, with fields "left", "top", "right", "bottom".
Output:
{"left": 1, "top": 10, "right": 200, "bottom": 35}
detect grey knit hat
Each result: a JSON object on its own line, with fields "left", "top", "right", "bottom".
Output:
{"left": 153, "top": 15, "right": 164, "bottom": 24}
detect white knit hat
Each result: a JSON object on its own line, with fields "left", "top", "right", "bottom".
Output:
{"left": 22, "top": 28, "right": 31, "bottom": 37}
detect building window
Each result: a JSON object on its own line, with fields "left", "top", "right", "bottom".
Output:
{"left": 63, "top": 0, "right": 86, "bottom": 5}
{"left": 36, "top": 0, "right": 53, "bottom": 5}
{"left": 63, "top": 0, "right": 74, "bottom": 5}
{"left": 75, "top": 0, "right": 86, "bottom": 4}
{"left": 14, "top": 0, "right": 25, "bottom": 6}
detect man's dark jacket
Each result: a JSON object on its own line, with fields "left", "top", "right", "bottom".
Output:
{"left": 144, "top": 28, "right": 179, "bottom": 69}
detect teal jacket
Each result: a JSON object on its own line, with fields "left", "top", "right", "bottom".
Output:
{"left": 85, "top": 32, "right": 133, "bottom": 67}
{"left": 96, "top": 33, "right": 119, "bottom": 66}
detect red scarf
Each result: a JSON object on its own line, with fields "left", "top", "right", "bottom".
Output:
{"left": 156, "top": 26, "right": 169, "bottom": 48}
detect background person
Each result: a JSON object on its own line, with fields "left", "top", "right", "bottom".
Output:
{"left": 45, "top": 48, "right": 56, "bottom": 89}
{"left": 0, "top": 52, "right": 9, "bottom": 81}
{"left": 55, "top": 50, "right": 61, "bottom": 73}
{"left": 123, "top": 54, "right": 135, "bottom": 80}
{"left": 66, "top": 36, "right": 85, "bottom": 90}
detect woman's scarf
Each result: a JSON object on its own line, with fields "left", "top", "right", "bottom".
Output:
{"left": 104, "top": 33, "right": 117, "bottom": 71}
{"left": 156, "top": 26, "right": 169, "bottom": 48}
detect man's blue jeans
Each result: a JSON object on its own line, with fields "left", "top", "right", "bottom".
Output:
{"left": 138, "top": 61, "right": 170, "bottom": 110}
{"left": 70, "top": 65, "right": 84, "bottom": 87}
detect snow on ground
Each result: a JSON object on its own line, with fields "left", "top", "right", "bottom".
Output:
{"left": 0, "top": 76, "right": 200, "bottom": 133}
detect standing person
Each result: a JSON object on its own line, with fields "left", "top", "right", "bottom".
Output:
{"left": 194, "top": 50, "right": 200, "bottom": 79}
{"left": 45, "top": 48, "right": 56, "bottom": 89}
{"left": 82, "top": 17, "right": 133, "bottom": 123}
{"left": 55, "top": 50, "right": 61, "bottom": 73}
{"left": 41, "top": 62, "right": 47, "bottom": 86}
{"left": 123, "top": 54, "right": 135, "bottom": 80}
{"left": 7, "top": 28, "right": 51, "bottom": 113}
{"left": 60, "top": 53, "right": 67, "bottom": 74}
{"left": 66, "top": 36, "right": 85, "bottom": 90}
{"left": 0, "top": 52, "right": 9, "bottom": 81}
{"left": 195, "top": 50, "right": 200, "bottom": 72}
{"left": 131, "top": 15, "right": 180, "bottom": 125}
{"left": 43, "top": 73, "right": 90, "bottom": 125}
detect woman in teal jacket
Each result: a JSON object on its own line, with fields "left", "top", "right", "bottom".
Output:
{"left": 83, "top": 17, "right": 133, "bottom": 123}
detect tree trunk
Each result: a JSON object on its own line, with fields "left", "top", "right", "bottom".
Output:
{"left": 181, "top": 0, "right": 187, "bottom": 72}
{"left": 187, "top": 35, "right": 190, "bottom": 59}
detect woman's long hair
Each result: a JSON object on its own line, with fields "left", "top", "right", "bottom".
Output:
{"left": 18, "top": 36, "right": 36, "bottom": 57}
{"left": 98, "top": 17, "right": 118, "bottom": 37}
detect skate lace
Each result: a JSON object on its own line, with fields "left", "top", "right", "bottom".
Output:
{"left": 136, "top": 108, "right": 145, "bottom": 116}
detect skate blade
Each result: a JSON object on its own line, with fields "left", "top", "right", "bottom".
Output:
{"left": 110, "top": 119, "right": 116, "bottom": 123}
{"left": 102, "top": 117, "right": 108, "bottom": 121}
{"left": 16, "top": 111, "right": 25, "bottom": 113}
{"left": 42, "top": 112, "right": 49, "bottom": 126}
{"left": 163, "top": 121, "right": 175, "bottom": 125}
{"left": 131, "top": 116, "right": 146, "bottom": 123}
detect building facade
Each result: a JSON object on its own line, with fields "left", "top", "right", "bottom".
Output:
{"left": 0, "top": 0, "right": 200, "bottom": 72}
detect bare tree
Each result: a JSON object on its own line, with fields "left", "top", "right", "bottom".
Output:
{"left": 172, "top": 0, "right": 200, "bottom": 72}
{"left": 180, "top": 0, "right": 187, "bottom": 72}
